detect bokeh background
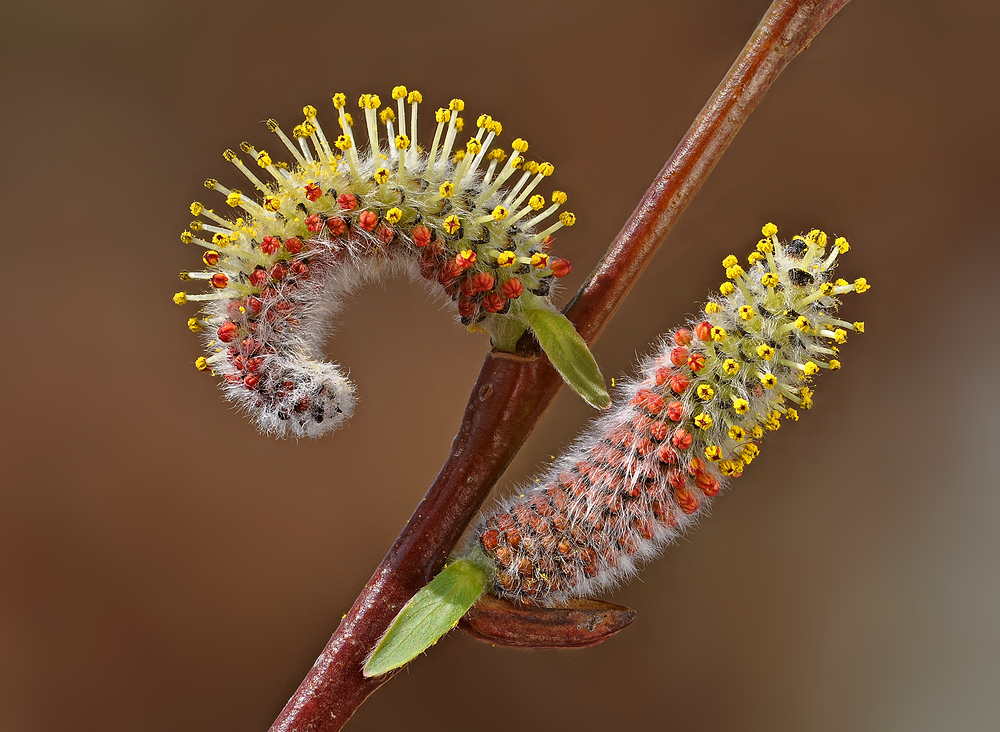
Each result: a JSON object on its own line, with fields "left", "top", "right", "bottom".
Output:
{"left": 2, "top": 0, "right": 998, "bottom": 730}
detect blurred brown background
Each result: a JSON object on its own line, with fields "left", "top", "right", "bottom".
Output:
{"left": 2, "top": 0, "right": 998, "bottom": 730}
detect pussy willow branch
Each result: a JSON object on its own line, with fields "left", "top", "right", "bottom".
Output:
{"left": 268, "top": 1, "right": 851, "bottom": 730}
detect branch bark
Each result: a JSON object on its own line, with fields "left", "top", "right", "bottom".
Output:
{"left": 268, "top": 1, "right": 851, "bottom": 730}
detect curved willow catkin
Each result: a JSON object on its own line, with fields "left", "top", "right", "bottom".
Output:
{"left": 473, "top": 224, "right": 868, "bottom": 605}
{"left": 173, "top": 89, "right": 576, "bottom": 437}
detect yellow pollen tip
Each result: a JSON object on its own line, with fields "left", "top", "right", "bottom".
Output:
{"left": 332, "top": 93, "right": 346, "bottom": 108}
{"left": 380, "top": 108, "right": 395, "bottom": 124}
{"left": 528, "top": 194, "right": 545, "bottom": 210}
{"left": 449, "top": 98, "right": 465, "bottom": 112}
{"left": 497, "top": 251, "right": 516, "bottom": 267}
{"left": 187, "top": 317, "right": 201, "bottom": 332}
{"left": 386, "top": 207, "right": 403, "bottom": 224}
{"left": 395, "top": 134, "right": 410, "bottom": 150}
{"left": 762, "top": 222, "right": 778, "bottom": 237}
{"left": 829, "top": 359, "right": 842, "bottom": 370}
{"left": 538, "top": 162, "right": 554, "bottom": 176}
{"left": 439, "top": 181, "right": 455, "bottom": 198}
{"left": 722, "top": 359, "right": 739, "bottom": 376}
{"left": 854, "top": 321, "right": 865, "bottom": 333}
{"left": 732, "top": 398, "right": 749, "bottom": 414}
{"left": 835, "top": 236, "right": 850, "bottom": 254}
{"left": 710, "top": 326, "right": 727, "bottom": 342}
{"left": 694, "top": 413, "right": 713, "bottom": 429}
{"left": 854, "top": 277, "right": 870, "bottom": 293}
{"left": 392, "top": 85, "right": 408, "bottom": 100}
{"left": 180, "top": 231, "right": 194, "bottom": 244}
{"left": 722, "top": 255, "right": 739, "bottom": 269}
{"left": 512, "top": 138, "right": 529, "bottom": 153}
{"left": 374, "top": 168, "right": 390, "bottom": 185}
{"left": 559, "top": 212, "right": 576, "bottom": 226}
{"left": 195, "top": 357, "right": 208, "bottom": 371}
{"left": 720, "top": 282, "right": 736, "bottom": 296}
{"left": 739, "top": 306, "right": 754, "bottom": 320}
{"left": 173, "top": 292, "right": 187, "bottom": 305}
{"left": 705, "top": 302, "right": 722, "bottom": 314}
{"left": 190, "top": 201, "right": 204, "bottom": 216}
{"left": 491, "top": 206, "right": 509, "bottom": 221}
{"left": 696, "top": 384, "right": 714, "bottom": 400}
{"left": 762, "top": 273, "right": 779, "bottom": 287}
{"left": 407, "top": 90, "right": 422, "bottom": 104}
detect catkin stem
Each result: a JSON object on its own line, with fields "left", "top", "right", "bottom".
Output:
{"left": 267, "top": 2, "right": 853, "bottom": 730}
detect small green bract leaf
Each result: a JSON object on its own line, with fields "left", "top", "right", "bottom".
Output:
{"left": 523, "top": 304, "right": 611, "bottom": 409}
{"left": 363, "top": 559, "right": 487, "bottom": 678}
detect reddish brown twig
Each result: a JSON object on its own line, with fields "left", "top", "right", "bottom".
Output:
{"left": 268, "top": 2, "right": 851, "bottom": 730}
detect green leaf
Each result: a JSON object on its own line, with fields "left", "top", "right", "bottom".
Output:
{"left": 363, "top": 559, "right": 488, "bottom": 678}
{"left": 522, "top": 304, "right": 611, "bottom": 409}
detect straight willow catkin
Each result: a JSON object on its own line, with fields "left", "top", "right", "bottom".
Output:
{"left": 173, "top": 88, "right": 590, "bottom": 438}
{"left": 471, "top": 224, "right": 868, "bottom": 606}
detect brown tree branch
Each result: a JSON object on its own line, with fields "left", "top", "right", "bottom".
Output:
{"left": 268, "top": 1, "right": 851, "bottom": 730}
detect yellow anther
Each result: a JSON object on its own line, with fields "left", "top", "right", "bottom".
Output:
{"left": 392, "top": 85, "right": 408, "bottom": 100}
{"left": 443, "top": 215, "right": 461, "bottom": 235}
{"left": 785, "top": 408, "right": 799, "bottom": 421}
{"left": 491, "top": 121, "right": 503, "bottom": 135}
{"left": 202, "top": 250, "right": 218, "bottom": 265}
{"left": 223, "top": 149, "right": 238, "bottom": 162}
{"left": 732, "top": 398, "right": 750, "bottom": 415}
{"left": 750, "top": 426, "right": 764, "bottom": 439}
{"left": 380, "top": 108, "right": 395, "bottom": 124}
{"left": 820, "top": 283, "right": 835, "bottom": 296}
{"left": 524, "top": 160, "right": 539, "bottom": 174}
{"left": 438, "top": 181, "right": 455, "bottom": 198}
{"left": 193, "top": 356, "right": 210, "bottom": 372}
{"left": 537, "top": 162, "right": 554, "bottom": 176}
{"left": 559, "top": 212, "right": 576, "bottom": 226}
{"left": 741, "top": 444, "right": 760, "bottom": 463}
{"left": 807, "top": 229, "right": 828, "bottom": 247}
{"left": 339, "top": 112, "right": 354, "bottom": 128}
{"left": 719, "top": 460, "right": 743, "bottom": 477}
{"left": 374, "top": 168, "right": 390, "bottom": 185}
{"left": 705, "top": 302, "right": 722, "bottom": 314}
{"left": 265, "top": 119, "right": 281, "bottom": 132}
{"left": 739, "top": 305, "right": 755, "bottom": 321}
{"left": 722, "top": 359, "right": 740, "bottom": 376}
{"left": 357, "top": 93, "right": 369, "bottom": 109}
{"left": 696, "top": 384, "right": 714, "bottom": 400}
{"left": 332, "top": 93, "right": 346, "bottom": 109}
{"left": 435, "top": 108, "right": 450, "bottom": 123}
{"left": 760, "top": 373, "right": 777, "bottom": 389}
{"left": 303, "top": 104, "right": 317, "bottom": 118}
{"left": 225, "top": 192, "right": 242, "bottom": 208}
{"left": 757, "top": 344, "right": 775, "bottom": 360}
{"left": 180, "top": 231, "right": 194, "bottom": 244}
{"left": 748, "top": 252, "right": 764, "bottom": 265}
{"left": 803, "top": 361, "right": 820, "bottom": 376}
{"left": 854, "top": 277, "right": 870, "bottom": 293}
{"left": 455, "top": 118, "right": 464, "bottom": 132}
{"left": 710, "top": 326, "right": 727, "bottom": 342}
{"left": 705, "top": 445, "right": 723, "bottom": 462}
{"left": 528, "top": 194, "right": 545, "bottom": 210}
{"left": 795, "top": 316, "right": 811, "bottom": 331}
{"left": 491, "top": 206, "right": 509, "bottom": 221}
{"left": 694, "top": 413, "right": 713, "bottom": 430}
{"left": 190, "top": 201, "right": 204, "bottom": 216}
{"left": 335, "top": 135, "right": 353, "bottom": 151}
{"left": 829, "top": 359, "right": 842, "bottom": 370}
{"left": 256, "top": 150, "right": 272, "bottom": 168}
{"left": 452, "top": 150, "right": 466, "bottom": 163}
{"left": 726, "top": 265, "right": 745, "bottom": 280}
{"left": 835, "top": 236, "right": 850, "bottom": 254}
{"left": 264, "top": 197, "right": 280, "bottom": 212}
{"left": 173, "top": 292, "right": 187, "bottom": 305}
{"left": 510, "top": 156, "right": 524, "bottom": 170}
{"left": 178, "top": 271, "right": 190, "bottom": 280}
{"left": 292, "top": 124, "right": 307, "bottom": 138}
{"left": 722, "top": 254, "right": 739, "bottom": 269}
{"left": 204, "top": 178, "right": 218, "bottom": 190}
{"left": 512, "top": 138, "right": 529, "bottom": 153}
{"left": 729, "top": 425, "right": 746, "bottom": 440}
{"left": 189, "top": 221, "right": 202, "bottom": 230}
{"left": 762, "top": 222, "right": 778, "bottom": 237}
{"left": 466, "top": 138, "right": 482, "bottom": 154}
{"left": 488, "top": 149, "right": 507, "bottom": 161}
{"left": 762, "top": 272, "right": 779, "bottom": 287}
{"left": 530, "top": 252, "right": 550, "bottom": 269}
{"left": 187, "top": 317, "right": 201, "bottom": 332}
{"left": 302, "top": 121, "right": 316, "bottom": 136}
{"left": 212, "top": 233, "right": 231, "bottom": 247}
{"left": 719, "top": 282, "right": 735, "bottom": 296}
{"left": 477, "top": 114, "right": 492, "bottom": 128}
{"left": 385, "top": 207, "right": 403, "bottom": 224}
{"left": 395, "top": 134, "right": 410, "bottom": 150}
{"left": 407, "top": 90, "right": 422, "bottom": 104}
{"left": 496, "top": 251, "right": 516, "bottom": 267}
{"left": 854, "top": 321, "right": 865, "bottom": 333}
{"left": 449, "top": 98, "right": 464, "bottom": 111}
{"left": 833, "top": 328, "right": 848, "bottom": 344}
{"left": 835, "top": 278, "right": 848, "bottom": 286}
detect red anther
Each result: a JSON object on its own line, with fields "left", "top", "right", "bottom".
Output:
{"left": 376, "top": 224, "right": 395, "bottom": 244}
{"left": 275, "top": 300, "right": 294, "bottom": 315}
{"left": 284, "top": 237, "right": 304, "bottom": 254}
{"left": 674, "top": 328, "right": 693, "bottom": 346}
{"left": 261, "top": 236, "right": 281, "bottom": 255}
{"left": 337, "top": 193, "right": 358, "bottom": 211}
{"left": 472, "top": 272, "right": 495, "bottom": 292}
{"left": 635, "top": 436, "right": 656, "bottom": 458}
{"left": 671, "top": 428, "right": 693, "bottom": 450}
{"left": 244, "top": 296, "right": 262, "bottom": 314}
{"left": 654, "top": 366, "right": 672, "bottom": 386}
{"left": 232, "top": 354, "right": 246, "bottom": 371}
{"left": 217, "top": 321, "right": 239, "bottom": 343}
{"left": 458, "top": 296, "right": 477, "bottom": 318}
{"left": 305, "top": 214, "right": 323, "bottom": 233}
{"left": 249, "top": 267, "right": 268, "bottom": 287}
{"left": 646, "top": 393, "right": 665, "bottom": 415}
{"left": 246, "top": 356, "right": 265, "bottom": 373}
{"left": 294, "top": 397, "right": 311, "bottom": 413}
{"left": 210, "top": 273, "right": 228, "bottom": 289}
{"left": 304, "top": 182, "right": 322, "bottom": 202}
{"left": 456, "top": 250, "right": 477, "bottom": 269}
{"left": 481, "top": 529, "right": 501, "bottom": 552}
{"left": 483, "top": 292, "right": 506, "bottom": 313}
{"left": 687, "top": 457, "right": 707, "bottom": 475}
{"left": 667, "top": 470, "right": 687, "bottom": 490}
{"left": 688, "top": 353, "right": 706, "bottom": 372}
{"left": 669, "top": 373, "right": 690, "bottom": 395}
{"left": 460, "top": 277, "right": 475, "bottom": 297}
{"left": 327, "top": 217, "right": 347, "bottom": 236}
{"left": 501, "top": 278, "right": 524, "bottom": 299}
{"left": 695, "top": 471, "right": 720, "bottom": 496}
{"left": 657, "top": 444, "right": 678, "bottom": 464}
{"left": 411, "top": 225, "right": 433, "bottom": 247}
{"left": 550, "top": 258, "right": 572, "bottom": 278}
{"left": 241, "top": 337, "right": 261, "bottom": 354}
{"left": 244, "top": 373, "right": 260, "bottom": 389}
{"left": 202, "top": 250, "right": 220, "bottom": 266}
{"left": 670, "top": 346, "right": 689, "bottom": 367}
{"left": 223, "top": 373, "right": 241, "bottom": 385}
{"left": 225, "top": 300, "right": 242, "bottom": 317}
{"left": 630, "top": 388, "right": 651, "bottom": 408}
{"left": 695, "top": 321, "right": 714, "bottom": 341}
{"left": 666, "top": 401, "right": 684, "bottom": 422}
{"left": 437, "top": 259, "right": 462, "bottom": 284}
{"left": 260, "top": 285, "right": 278, "bottom": 301}
{"left": 359, "top": 210, "right": 378, "bottom": 232}
{"left": 269, "top": 261, "right": 288, "bottom": 281}
{"left": 674, "top": 486, "right": 700, "bottom": 514}
{"left": 290, "top": 260, "right": 309, "bottom": 278}
{"left": 650, "top": 422, "right": 669, "bottom": 441}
